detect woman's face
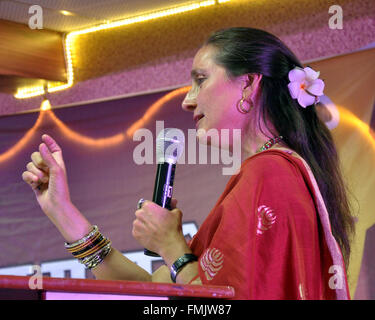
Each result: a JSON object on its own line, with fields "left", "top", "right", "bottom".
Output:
{"left": 182, "top": 45, "right": 249, "bottom": 146}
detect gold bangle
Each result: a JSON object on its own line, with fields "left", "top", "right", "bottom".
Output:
{"left": 74, "top": 238, "right": 110, "bottom": 259}
{"left": 64, "top": 225, "right": 99, "bottom": 249}
{"left": 66, "top": 232, "right": 102, "bottom": 253}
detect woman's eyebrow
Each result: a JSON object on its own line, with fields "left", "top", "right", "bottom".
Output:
{"left": 190, "top": 69, "right": 206, "bottom": 78}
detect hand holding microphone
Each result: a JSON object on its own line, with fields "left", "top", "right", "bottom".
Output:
{"left": 132, "top": 128, "right": 185, "bottom": 257}
{"left": 132, "top": 198, "right": 184, "bottom": 258}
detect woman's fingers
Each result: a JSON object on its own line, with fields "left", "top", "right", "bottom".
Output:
{"left": 22, "top": 171, "right": 41, "bottom": 190}
{"left": 24, "top": 135, "right": 65, "bottom": 193}
{"left": 26, "top": 161, "right": 49, "bottom": 184}
{"left": 39, "top": 143, "right": 60, "bottom": 172}
{"left": 31, "top": 151, "right": 49, "bottom": 172}
{"left": 134, "top": 208, "right": 147, "bottom": 224}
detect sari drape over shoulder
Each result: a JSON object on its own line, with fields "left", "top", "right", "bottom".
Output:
{"left": 189, "top": 149, "right": 350, "bottom": 300}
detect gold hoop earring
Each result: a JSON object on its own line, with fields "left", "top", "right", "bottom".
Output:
{"left": 237, "top": 98, "right": 253, "bottom": 114}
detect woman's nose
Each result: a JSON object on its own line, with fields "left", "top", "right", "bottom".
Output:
{"left": 181, "top": 89, "right": 197, "bottom": 112}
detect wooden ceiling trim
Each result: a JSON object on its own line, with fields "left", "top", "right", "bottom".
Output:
{"left": 0, "top": 19, "right": 66, "bottom": 82}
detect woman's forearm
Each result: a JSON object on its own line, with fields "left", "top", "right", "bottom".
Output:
{"left": 49, "top": 202, "right": 93, "bottom": 243}
{"left": 52, "top": 202, "right": 151, "bottom": 282}
{"left": 22, "top": 135, "right": 151, "bottom": 282}
{"left": 91, "top": 248, "right": 151, "bottom": 281}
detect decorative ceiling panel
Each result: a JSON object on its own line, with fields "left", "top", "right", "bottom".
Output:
{"left": 0, "top": 0, "right": 191, "bottom": 32}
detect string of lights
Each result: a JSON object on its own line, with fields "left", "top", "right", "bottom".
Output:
{"left": 0, "top": 86, "right": 190, "bottom": 163}
{"left": 14, "top": 0, "right": 232, "bottom": 99}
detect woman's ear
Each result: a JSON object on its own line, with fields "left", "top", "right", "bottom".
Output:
{"left": 243, "top": 73, "right": 263, "bottom": 101}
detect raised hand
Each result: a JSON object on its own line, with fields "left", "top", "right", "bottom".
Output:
{"left": 22, "top": 134, "right": 71, "bottom": 218}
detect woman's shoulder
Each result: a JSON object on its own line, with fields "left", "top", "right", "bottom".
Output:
{"left": 241, "top": 148, "right": 305, "bottom": 178}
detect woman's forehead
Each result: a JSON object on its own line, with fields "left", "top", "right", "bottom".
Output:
{"left": 192, "top": 45, "right": 218, "bottom": 72}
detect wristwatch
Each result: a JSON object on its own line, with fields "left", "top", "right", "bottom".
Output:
{"left": 170, "top": 253, "right": 198, "bottom": 283}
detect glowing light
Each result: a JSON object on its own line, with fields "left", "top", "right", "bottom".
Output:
{"left": 47, "top": 110, "right": 125, "bottom": 148}
{"left": 0, "top": 86, "right": 190, "bottom": 163}
{"left": 3, "top": 88, "right": 375, "bottom": 166}
{"left": 126, "top": 86, "right": 190, "bottom": 138}
{"left": 338, "top": 106, "right": 375, "bottom": 151}
{"left": 14, "top": 0, "right": 230, "bottom": 99}
{"left": 68, "top": 1, "right": 220, "bottom": 36}
{"left": 199, "top": 1, "right": 216, "bottom": 7}
{"left": 15, "top": 86, "right": 45, "bottom": 99}
{"left": 0, "top": 112, "right": 46, "bottom": 163}
{"left": 60, "top": 10, "right": 74, "bottom": 16}
{"left": 40, "top": 99, "right": 51, "bottom": 111}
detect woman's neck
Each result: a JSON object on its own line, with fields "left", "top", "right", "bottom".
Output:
{"left": 240, "top": 131, "right": 285, "bottom": 162}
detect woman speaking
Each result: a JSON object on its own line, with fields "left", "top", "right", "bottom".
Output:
{"left": 22, "top": 27, "right": 354, "bottom": 300}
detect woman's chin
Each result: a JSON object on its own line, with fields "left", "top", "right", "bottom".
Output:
{"left": 196, "top": 128, "right": 232, "bottom": 151}
{"left": 196, "top": 129, "right": 210, "bottom": 146}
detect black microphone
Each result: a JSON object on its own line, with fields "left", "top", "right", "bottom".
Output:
{"left": 144, "top": 128, "right": 185, "bottom": 257}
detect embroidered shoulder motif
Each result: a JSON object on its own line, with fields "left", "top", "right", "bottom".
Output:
{"left": 256, "top": 205, "right": 277, "bottom": 235}
{"left": 200, "top": 248, "right": 224, "bottom": 281}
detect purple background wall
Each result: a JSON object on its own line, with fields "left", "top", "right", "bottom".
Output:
{"left": 0, "top": 0, "right": 374, "bottom": 116}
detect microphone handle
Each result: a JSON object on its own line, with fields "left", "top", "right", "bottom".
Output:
{"left": 144, "top": 162, "right": 176, "bottom": 257}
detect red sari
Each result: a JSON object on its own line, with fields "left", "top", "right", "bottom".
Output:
{"left": 189, "top": 149, "right": 350, "bottom": 300}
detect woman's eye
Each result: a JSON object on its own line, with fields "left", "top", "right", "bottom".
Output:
{"left": 195, "top": 77, "right": 206, "bottom": 86}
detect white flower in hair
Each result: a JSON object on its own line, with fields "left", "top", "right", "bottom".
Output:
{"left": 287, "top": 66, "right": 325, "bottom": 108}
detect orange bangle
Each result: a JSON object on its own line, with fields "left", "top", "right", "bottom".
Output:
{"left": 67, "top": 232, "right": 102, "bottom": 253}
{"left": 74, "top": 238, "right": 110, "bottom": 259}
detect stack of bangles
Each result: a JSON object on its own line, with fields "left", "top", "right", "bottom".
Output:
{"left": 64, "top": 225, "right": 112, "bottom": 270}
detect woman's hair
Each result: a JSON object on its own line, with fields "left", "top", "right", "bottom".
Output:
{"left": 205, "top": 27, "right": 355, "bottom": 267}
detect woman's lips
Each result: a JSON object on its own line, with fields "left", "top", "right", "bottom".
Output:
{"left": 193, "top": 114, "right": 204, "bottom": 126}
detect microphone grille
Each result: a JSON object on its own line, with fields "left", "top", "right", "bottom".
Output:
{"left": 156, "top": 128, "right": 185, "bottom": 164}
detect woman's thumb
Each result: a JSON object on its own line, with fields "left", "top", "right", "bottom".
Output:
{"left": 171, "top": 208, "right": 183, "bottom": 222}
{"left": 42, "top": 134, "right": 62, "bottom": 154}
{"left": 170, "top": 198, "right": 178, "bottom": 209}
{"left": 39, "top": 143, "right": 59, "bottom": 170}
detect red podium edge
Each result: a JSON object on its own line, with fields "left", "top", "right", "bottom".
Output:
{"left": 0, "top": 275, "right": 235, "bottom": 299}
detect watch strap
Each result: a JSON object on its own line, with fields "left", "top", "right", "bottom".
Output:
{"left": 170, "top": 253, "right": 198, "bottom": 283}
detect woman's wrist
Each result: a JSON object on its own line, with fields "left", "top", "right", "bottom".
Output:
{"left": 158, "top": 235, "right": 200, "bottom": 284}
{"left": 170, "top": 253, "right": 198, "bottom": 283}
{"left": 50, "top": 201, "right": 92, "bottom": 243}
{"left": 160, "top": 236, "right": 192, "bottom": 268}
